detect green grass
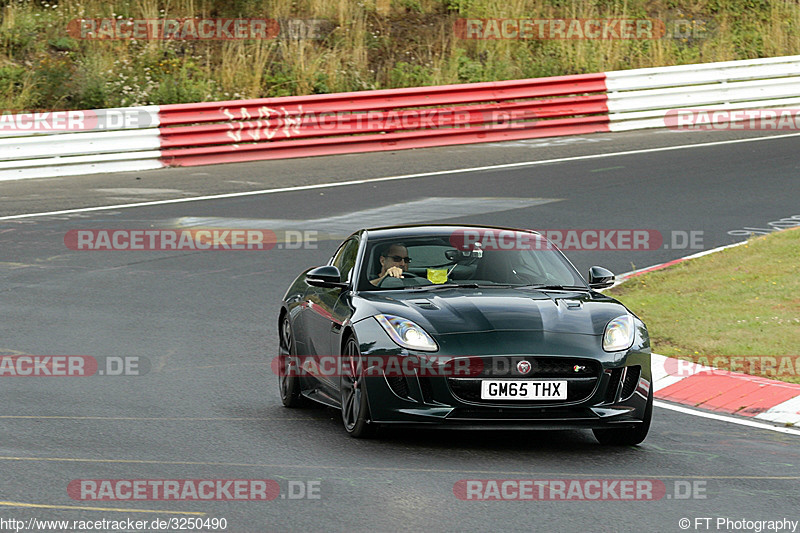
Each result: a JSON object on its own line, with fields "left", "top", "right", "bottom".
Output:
{"left": 607, "top": 228, "right": 800, "bottom": 384}
{"left": 1, "top": 0, "right": 800, "bottom": 110}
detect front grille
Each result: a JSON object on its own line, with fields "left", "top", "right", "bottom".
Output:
{"left": 446, "top": 357, "right": 601, "bottom": 406}
{"left": 620, "top": 365, "right": 641, "bottom": 400}
{"left": 457, "top": 356, "right": 600, "bottom": 378}
{"left": 447, "top": 377, "right": 597, "bottom": 405}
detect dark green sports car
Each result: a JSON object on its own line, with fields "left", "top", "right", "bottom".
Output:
{"left": 277, "top": 225, "right": 652, "bottom": 445}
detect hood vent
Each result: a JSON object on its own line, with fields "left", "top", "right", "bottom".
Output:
{"left": 409, "top": 299, "right": 440, "bottom": 310}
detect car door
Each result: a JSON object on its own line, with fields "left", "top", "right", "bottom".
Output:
{"left": 303, "top": 237, "right": 360, "bottom": 395}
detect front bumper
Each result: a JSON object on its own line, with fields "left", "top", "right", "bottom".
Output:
{"left": 366, "top": 362, "right": 651, "bottom": 430}
{"left": 352, "top": 320, "right": 651, "bottom": 429}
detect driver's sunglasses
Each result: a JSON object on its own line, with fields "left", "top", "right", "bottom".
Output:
{"left": 386, "top": 255, "right": 411, "bottom": 263}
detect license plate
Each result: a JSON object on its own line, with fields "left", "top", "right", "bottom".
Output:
{"left": 480, "top": 380, "right": 567, "bottom": 400}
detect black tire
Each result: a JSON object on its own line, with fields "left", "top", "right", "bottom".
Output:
{"left": 593, "top": 387, "right": 653, "bottom": 446}
{"left": 278, "top": 316, "right": 305, "bottom": 408}
{"left": 340, "top": 336, "right": 376, "bottom": 438}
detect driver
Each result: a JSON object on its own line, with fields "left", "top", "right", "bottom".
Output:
{"left": 370, "top": 243, "right": 411, "bottom": 286}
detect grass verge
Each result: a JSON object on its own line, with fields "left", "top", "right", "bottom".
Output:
{"left": 607, "top": 227, "right": 800, "bottom": 384}
{"left": 1, "top": 0, "right": 800, "bottom": 110}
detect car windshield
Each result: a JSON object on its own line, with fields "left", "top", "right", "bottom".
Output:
{"left": 358, "top": 231, "right": 587, "bottom": 291}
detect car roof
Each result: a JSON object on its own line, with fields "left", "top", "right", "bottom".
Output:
{"left": 360, "top": 224, "right": 541, "bottom": 240}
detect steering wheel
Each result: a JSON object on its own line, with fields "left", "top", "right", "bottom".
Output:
{"left": 376, "top": 271, "right": 421, "bottom": 286}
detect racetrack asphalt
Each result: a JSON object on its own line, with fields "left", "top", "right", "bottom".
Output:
{"left": 0, "top": 128, "right": 798, "bottom": 532}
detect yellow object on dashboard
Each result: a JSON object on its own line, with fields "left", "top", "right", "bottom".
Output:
{"left": 427, "top": 268, "right": 448, "bottom": 284}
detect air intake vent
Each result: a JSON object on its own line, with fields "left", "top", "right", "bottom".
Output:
{"left": 418, "top": 377, "right": 434, "bottom": 403}
{"left": 620, "top": 366, "right": 641, "bottom": 401}
{"left": 604, "top": 368, "right": 623, "bottom": 403}
{"left": 386, "top": 376, "right": 410, "bottom": 398}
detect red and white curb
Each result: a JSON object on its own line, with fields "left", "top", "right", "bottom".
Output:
{"left": 652, "top": 354, "right": 800, "bottom": 425}
{"left": 612, "top": 240, "right": 800, "bottom": 427}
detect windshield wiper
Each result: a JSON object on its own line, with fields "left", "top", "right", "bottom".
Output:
{"left": 516, "top": 284, "right": 590, "bottom": 291}
{"left": 403, "top": 283, "right": 514, "bottom": 291}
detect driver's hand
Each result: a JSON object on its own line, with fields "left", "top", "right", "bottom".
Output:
{"left": 386, "top": 266, "right": 404, "bottom": 278}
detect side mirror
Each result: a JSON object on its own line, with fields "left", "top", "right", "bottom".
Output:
{"left": 588, "top": 266, "right": 615, "bottom": 289}
{"left": 306, "top": 266, "right": 348, "bottom": 289}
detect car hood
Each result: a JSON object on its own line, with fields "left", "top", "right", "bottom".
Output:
{"left": 355, "top": 287, "right": 629, "bottom": 337}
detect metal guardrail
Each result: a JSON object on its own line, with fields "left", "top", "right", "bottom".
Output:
{"left": 0, "top": 106, "right": 162, "bottom": 180}
{"left": 1, "top": 55, "right": 798, "bottom": 180}
{"left": 605, "top": 55, "right": 800, "bottom": 131}
{"left": 156, "top": 74, "right": 609, "bottom": 167}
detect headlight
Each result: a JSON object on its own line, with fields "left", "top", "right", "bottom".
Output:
{"left": 374, "top": 314, "right": 438, "bottom": 352}
{"left": 603, "top": 315, "right": 635, "bottom": 352}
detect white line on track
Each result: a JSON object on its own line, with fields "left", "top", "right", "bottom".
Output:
{"left": 655, "top": 401, "right": 800, "bottom": 436}
{"left": 2, "top": 132, "right": 800, "bottom": 222}
{"left": 0, "top": 500, "right": 204, "bottom": 515}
